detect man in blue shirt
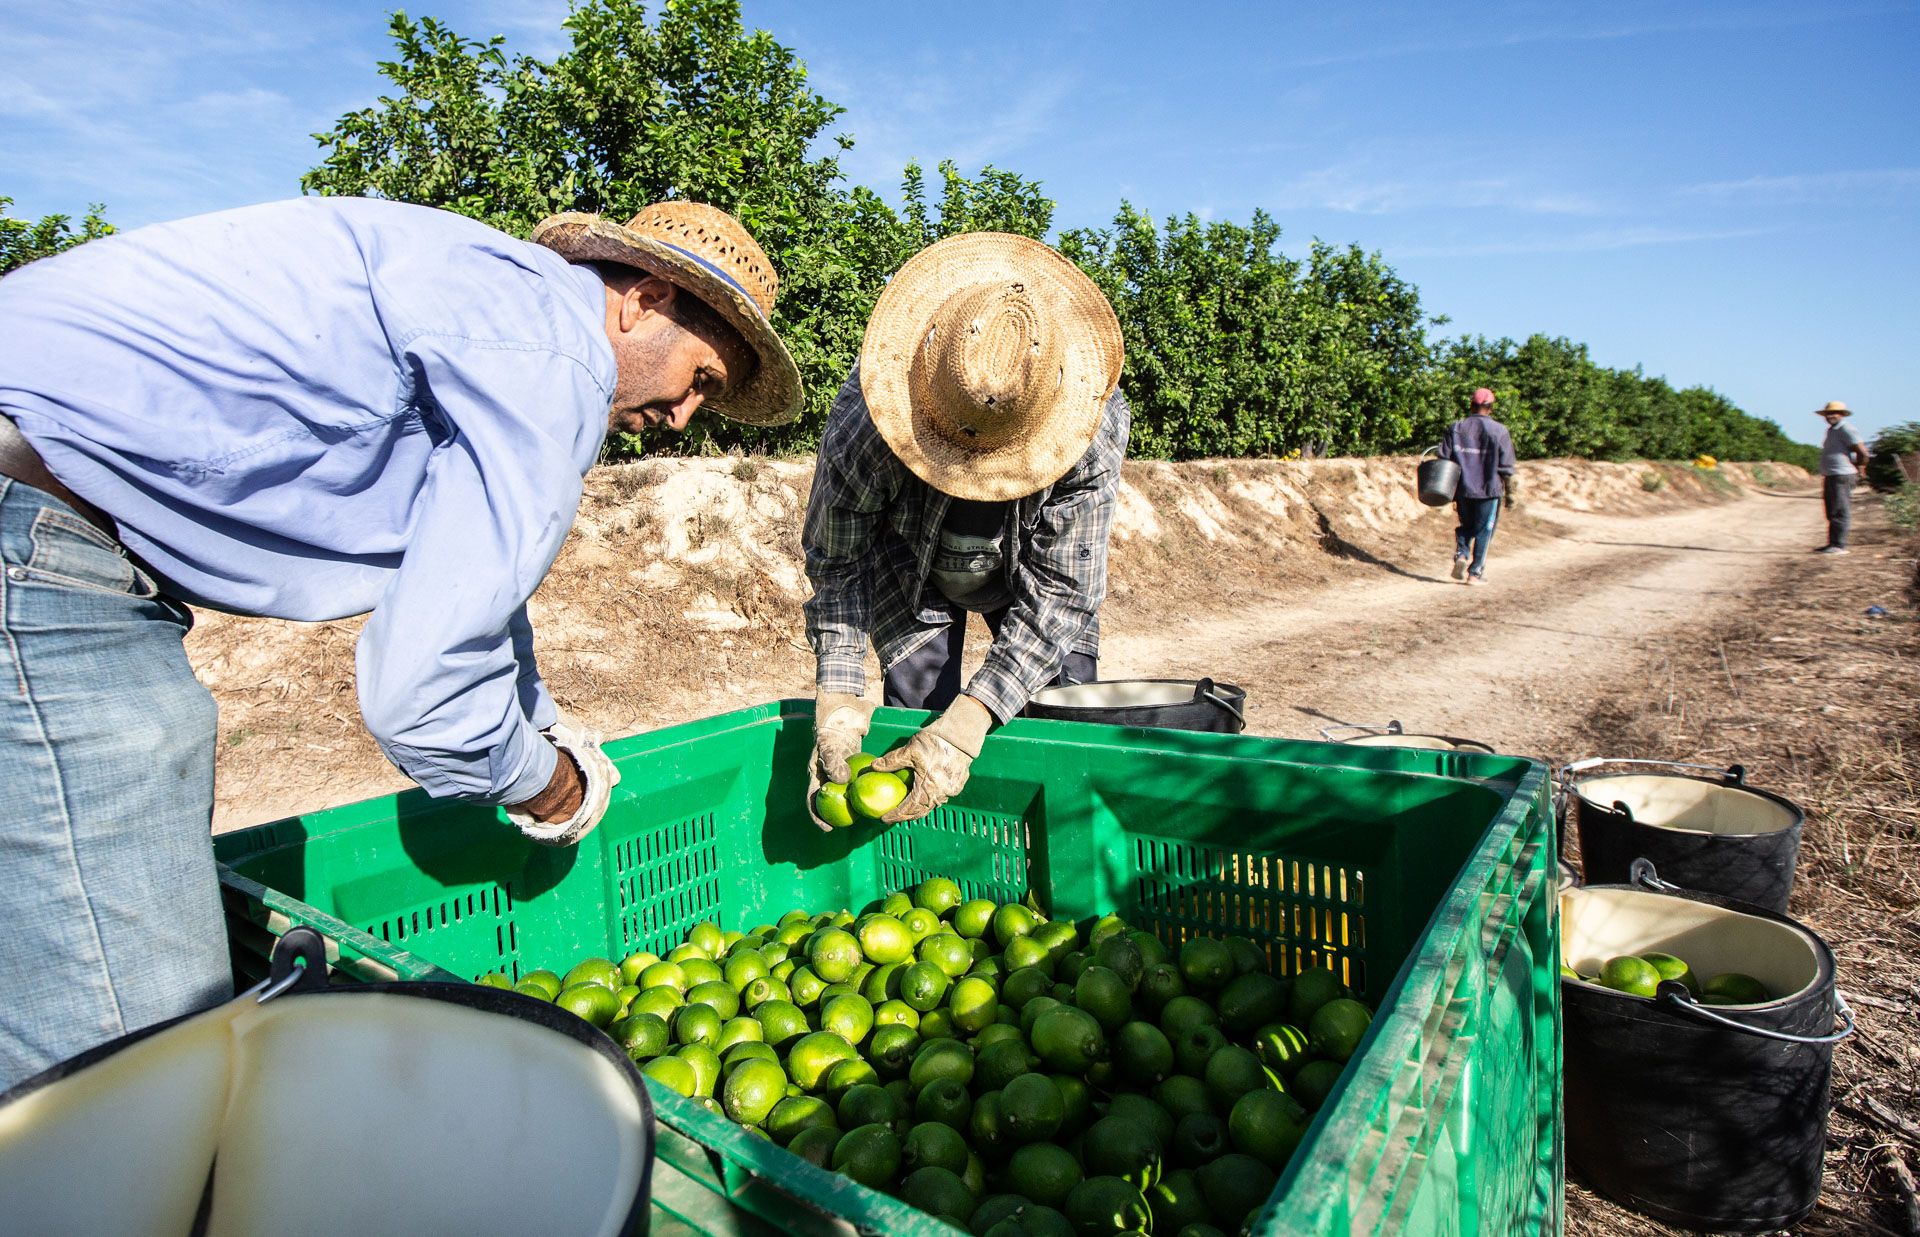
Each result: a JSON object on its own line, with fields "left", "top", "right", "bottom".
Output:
{"left": 0, "top": 197, "right": 801, "bottom": 1085}
{"left": 1812, "top": 400, "right": 1869, "bottom": 554}
{"left": 1438, "top": 387, "right": 1518, "bottom": 585}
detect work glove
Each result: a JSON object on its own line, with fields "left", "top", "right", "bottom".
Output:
{"left": 808, "top": 689, "right": 875, "bottom": 831}
{"left": 870, "top": 695, "right": 994, "bottom": 825}
{"left": 1503, "top": 477, "right": 1517, "bottom": 510}
{"left": 505, "top": 717, "right": 621, "bottom": 847}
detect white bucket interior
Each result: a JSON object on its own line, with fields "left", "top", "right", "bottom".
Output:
{"left": 0, "top": 992, "right": 649, "bottom": 1236}
{"left": 1575, "top": 774, "right": 1798, "bottom": 836}
{"left": 1029, "top": 680, "right": 1215, "bottom": 709}
{"left": 1345, "top": 733, "right": 1471, "bottom": 751}
{"left": 1560, "top": 886, "right": 1822, "bottom": 1004}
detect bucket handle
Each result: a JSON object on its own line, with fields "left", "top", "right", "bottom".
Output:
{"left": 1629, "top": 857, "right": 1679, "bottom": 891}
{"left": 1657, "top": 983, "right": 1857, "bottom": 1045}
{"left": 1318, "top": 720, "right": 1405, "bottom": 741}
{"left": 1561, "top": 757, "right": 1746, "bottom": 785}
{"left": 1420, "top": 446, "right": 1442, "bottom": 461}
{"left": 1191, "top": 678, "right": 1247, "bottom": 729}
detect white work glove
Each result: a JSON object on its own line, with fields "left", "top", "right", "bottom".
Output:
{"left": 870, "top": 695, "right": 994, "bottom": 824}
{"left": 808, "top": 690, "right": 875, "bottom": 831}
{"left": 505, "top": 718, "right": 621, "bottom": 847}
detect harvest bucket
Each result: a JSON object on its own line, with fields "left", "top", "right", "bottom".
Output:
{"left": 1417, "top": 446, "right": 1460, "bottom": 507}
{"left": 1320, "top": 720, "right": 1495, "bottom": 754}
{"left": 1560, "top": 864, "right": 1853, "bottom": 1232}
{"left": 1565, "top": 757, "right": 1805, "bottom": 913}
{"left": 1021, "top": 677, "right": 1247, "bottom": 733}
{"left": 0, "top": 929, "right": 656, "bottom": 1236}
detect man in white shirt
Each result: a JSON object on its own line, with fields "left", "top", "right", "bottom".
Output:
{"left": 1813, "top": 400, "right": 1869, "bottom": 555}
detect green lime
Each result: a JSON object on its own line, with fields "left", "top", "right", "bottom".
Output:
{"left": 1173, "top": 1023, "right": 1230, "bottom": 1078}
{"left": 1107, "top": 1092, "right": 1176, "bottom": 1151}
{"left": 814, "top": 782, "right": 855, "bottom": 828}
{"left": 946, "top": 976, "right": 999, "bottom": 1034}
{"left": 832, "top": 1123, "right": 902, "bottom": 1189}
{"left": 674, "top": 1043, "right": 721, "bottom": 1097}
{"left": 847, "top": 753, "right": 877, "bottom": 779}
{"left": 562, "top": 956, "right": 621, "bottom": 991}
{"left": 856, "top": 915, "right": 914, "bottom": 965}
{"left": 1224, "top": 936, "right": 1267, "bottom": 976}
{"left": 920, "top": 1007, "right": 960, "bottom": 1041}
{"left": 1702, "top": 971, "right": 1771, "bottom": 1003}
{"left": 682, "top": 921, "right": 722, "bottom": 957}
{"left": 1009, "top": 1141, "right": 1082, "bottom": 1208}
{"left": 766, "top": 1094, "right": 838, "bottom": 1144}
{"left": 1051, "top": 1072, "right": 1093, "bottom": 1135}
{"left": 970, "top": 1194, "right": 1030, "bottom": 1234}
{"left": 1020, "top": 994, "right": 1062, "bottom": 1036}
{"left": 742, "top": 975, "right": 791, "bottom": 1011}
{"left": 610, "top": 1011, "right": 672, "bottom": 1061}
{"left": 900, "top": 962, "right": 952, "bottom": 1013}
{"left": 1251, "top": 1021, "right": 1311, "bottom": 1078}
{"left": 1012, "top": 1204, "right": 1076, "bottom": 1237}
{"left": 1203, "top": 1045, "right": 1273, "bottom": 1112}
{"left": 1174, "top": 1110, "right": 1229, "bottom": 1166}
{"left": 556, "top": 982, "right": 621, "bottom": 1028}
{"left": 968, "top": 1089, "right": 1011, "bottom": 1158}
{"left": 789, "top": 964, "right": 832, "bottom": 1009}
{"left": 512, "top": 979, "right": 555, "bottom": 1001}
{"left": 1092, "top": 935, "right": 1146, "bottom": 990}
{"left": 818, "top": 993, "right": 875, "bottom": 1046}
{"left": 820, "top": 1056, "right": 881, "bottom": 1097}
{"left": 1307, "top": 998, "right": 1373, "bottom": 1063}
{"left": 1229, "top": 1089, "right": 1309, "bottom": 1170}
{"left": 900, "top": 1164, "right": 976, "bottom": 1226}
{"left": 788, "top": 1031, "right": 861, "bottom": 1091}
{"left": 953, "top": 899, "right": 998, "bottom": 940}
{"left": 1074, "top": 965, "right": 1133, "bottom": 1033}
{"left": 1000, "top": 1072, "right": 1066, "bottom": 1144}
{"left": 1600, "top": 956, "right": 1661, "bottom": 998}
{"left": 474, "top": 970, "right": 512, "bottom": 990}
{"left": 837, "top": 1082, "right": 904, "bottom": 1131}
{"left": 1114, "top": 1020, "right": 1175, "bottom": 1086}
{"left": 1152, "top": 1074, "right": 1214, "bottom": 1123}
{"left": 849, "top": 770, "right": 910, "bottom": 819}
{"left": 909, "top": 1037, "right": 975, "bottom": 1093}
{"left": 914, "top": 1075, "right": 973, "bottom": 1129}
{"left": 1003, "top": 966, "right": 1054, "bottom": 1012}
{"left": 1217, "top": 972, "right": 1288, "bottom": 1037}
{"left": 901, "top": 908, "right": 942, "bottom": 940}
{"left": 681, "top": 959, "right": 725, "bottom": 991}
{"left": 1031, "top": 1004, "right": 1108, "bottom": 1073}
{"left": 913, "top": 877, "right": 964, "bottom": 916}
{"left": 755, "top": 999, "right": 811, "bottom": 1049}
{"left": 641, "top": 1054, "right": 699, "bottom": 1098}
{"left": 1287, "top": 965, "right": 1343, "bottom": 1025}
{"left": 714, "top": 1016, "right": 764, "bottom": 1053}
{"left": 671, "top": 1002, "right": 722, "bottom": 1048}
{"left": 875, "top": 998, "right": 921, "bottom": 1031}
{"left": 685, "top": 979, "right": 741, "bottom": 1020}
{"left": 903, "top": 1119, "right": 971, "bottom": 1174}
{"left": 1159, "top": 995, "right": 1220, "bottom": 1039}
{"left": 639, "top": 960, "right": 689, "bottom": 994}
{"left": 722, "top": 1058, "right": 787, "bottom": 1126}
{"left": 917, "top": 932, "right": 974, "bottom": 979}
{"left": 1136, "top": 962, "right": 1187, "bottom": 1016}
{"left": 630, "top": 983, "right": 684, "bottom": 1022}
{"left": 788, "top": 1123, "right": 840, "bottom": 1168}
{"left": 1066, "top": 1175, "right": 1153, "bottom": 1233}
{"left": 721, "top": 1041, "right": 781, "bottom": 1077}
{"left": 992, "top": 904, "right": 1038, "bottom": 949}
{"left": 808, "top": 929, "right": 863, "bottom": 984}
{"left": 1291, "top": 1059, "right": 1343, "bottom": 1111}
{"left": 861, "top": 962, "right": 903, "bottom": 1004}
{"left": 723, "top": 950, "right": 769, "bottom": 991}
{"left": 616, "top": 951, "right": 659, "bottom": 986}
{"left": 1087, "top": 914, "right": 1131, "bottom": 949}
{"left": 666, "top": 943, "right": 706, "bottom": 967}
{"left": 1196, "top": 1152, "right": 1277, "bottom": 1232}
{"left": 1148, "top": 1167, "right": 1213, "bottom": 1235}
{"left": 1081, "top": 1113, "right": 1164, "bottom": 1188}
{"left": 869, "top": 1023, "right": 921, "bottom": 1078}
{"left": 975, "top": 1037, "right": 1034, "bottom": 1091}
{"left": 1177, "top": 938, "right": 1234, "bottom": 992}
{"left": 1056, "top": 951, "right": 1089, "bottom": 986}
{"left": 1003, "top": 934, "right": 1056, "bottom": 976}
{"left": 519, "top": 969, "right": 562, "bottom": 999}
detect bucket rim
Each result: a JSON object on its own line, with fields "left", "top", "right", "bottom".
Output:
{"left": 1569, "top": 772, "right": 1804, "bottom": 839}
{"left": 1023, "top": 678, "right": 1248, "bottom": 711}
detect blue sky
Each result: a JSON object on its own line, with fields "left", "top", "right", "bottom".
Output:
{"left": 3, "top": 1, "right": 1914, "bottom": 446}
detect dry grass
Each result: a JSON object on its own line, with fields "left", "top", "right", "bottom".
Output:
{"left": 1552, "top": 495, "right": 1920, "bottom": 1237}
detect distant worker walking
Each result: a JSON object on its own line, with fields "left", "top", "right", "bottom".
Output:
{"left": 1440, "top": 388, "right": 1517, "bottom": 585}
{"left": 1813, "top": 400, "right": 1869, "bottom": 555}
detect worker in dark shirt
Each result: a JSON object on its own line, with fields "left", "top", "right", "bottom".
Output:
{"left": 1439, "top": 388, "right": 1518, "bottom": 584}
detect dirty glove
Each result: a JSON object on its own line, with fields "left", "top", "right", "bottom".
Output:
{"left": 505, "top": 718, "right": 621, "bottom": 847}
{"left": 1503, "top": 477, "right": 1517, "bottom": 509}
{"left": 808, "top": 690, "right": 875, "bottom": 831}
{"left": 870, "top": 695, "right": 994, "bottom": 824}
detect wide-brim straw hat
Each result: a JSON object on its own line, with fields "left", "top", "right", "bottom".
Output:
{"left": 859, "top": 233, "right": 1123, "bottom": 501}
{"left": 531, "top": 203, "right": 802, "bottom": 425}
{"left": 1814, "top": 400, "right": 1852, "bottom": 416}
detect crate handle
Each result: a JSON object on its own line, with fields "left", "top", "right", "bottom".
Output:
{"left": 1317, "top": 720, "right": 1404, "bottom": 741}
{"left": 1657, "top": 983, "right": 1857, "bottom": 1045}
{"left": 1560, "top": 757, "right": 1745, "bottom": 785}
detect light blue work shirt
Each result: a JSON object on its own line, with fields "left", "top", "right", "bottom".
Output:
{"left": 0, "top": 197, "right": 617, "bottom": 805}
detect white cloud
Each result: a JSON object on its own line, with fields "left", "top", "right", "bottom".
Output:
{"left": 1265, "top": 162, "right": 1610, "bottom": 217}
{"left": 1680, "top": 167, "right": 1920, "bottom": 202}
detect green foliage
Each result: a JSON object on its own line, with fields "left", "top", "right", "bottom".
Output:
{"left": 1640, "top": 471, "right": 1666, "bottom": 492}
{"left": 0, "top": 196, "right": 114, "bottom": 275}
{"left": 1884, "top": 485, "right": 1918, "bottom": 533}
{"left": 1866, "top": 421, "right": 1920, "bottom": 491}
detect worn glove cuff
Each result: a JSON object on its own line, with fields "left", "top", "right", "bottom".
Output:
{"left": 505, "top": 719, "right": 622, "bottom": 847}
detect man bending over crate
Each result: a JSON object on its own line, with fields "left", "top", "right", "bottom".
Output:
{"left": 801, "top": 233, "right": 1131, "bottom": 829}
{"left": 0, "top": 199, "right": 802, "bottom": 1086}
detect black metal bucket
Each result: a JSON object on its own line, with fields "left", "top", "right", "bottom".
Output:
{"left": 1561, "top": 864, "right": 1852, "bottom": 1232}
{"left": 1022, "top": 677, "right": 1247, "bottom": 734}
{"left": 1417, "top": 447, "right": 1460, "bottom": 507}
{"left": 1566, "top": 758, "right": 1805, "bottom": 913}
{"left": 1320, "top": 719, "right": 1494, "bottom": 754}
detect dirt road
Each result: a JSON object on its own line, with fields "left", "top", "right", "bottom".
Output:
{"left": 1101, "top": 484, "right": 1830, "bottom": 760}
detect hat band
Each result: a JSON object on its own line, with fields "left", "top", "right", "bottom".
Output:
{"left": 654, "top": 240, "right": 765, "bottom": 323}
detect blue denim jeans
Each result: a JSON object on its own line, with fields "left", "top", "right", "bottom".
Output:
{"left": 1454, "top": 497, "right": 1501, "bottom": 578}
{"left": 0, "top": 479, "right": 230, "bottom": 1088}
{"left": 885, "top": 605, "right": 1097, "bottom": 711}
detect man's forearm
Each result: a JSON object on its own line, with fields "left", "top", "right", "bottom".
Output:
{"left": 513, "top": 745, "right": 585, "bottom": 822}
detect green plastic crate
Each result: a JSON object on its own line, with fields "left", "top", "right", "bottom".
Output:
{"left": 215, "top": 700, "right": 1561, "bottom": 1236}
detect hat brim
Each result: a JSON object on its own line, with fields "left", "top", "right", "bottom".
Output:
{"left": 1814, "top": 407, "right": 1851, "bottom": 416}
{"left": 531, "top": 213, "right": 803, "bottom": 426}
{"left": 859, "top": 233, "right": 1122, "bottom": 502}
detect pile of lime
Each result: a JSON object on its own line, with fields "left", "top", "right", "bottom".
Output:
{"left": 1561, "top": 951, "right": 1772, "bottom": 1004}
{"left": 483, "top": 880, "right": 1377, "bottom": 1234}
{"left": 814, "top": 752, "right": 912, "bottom": 829}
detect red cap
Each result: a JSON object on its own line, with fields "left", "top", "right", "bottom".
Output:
{"left": 1471, "top": 388, "right": 1495, "bottom": 407}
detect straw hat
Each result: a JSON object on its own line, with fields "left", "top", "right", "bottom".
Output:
{"left": 1813, "top": 400, "right": 1851, "bottom": 417}
{"left": 531, "top": 203, "right": 802, "bottom": 425}
{"left": 859, "top": 233, "right": 1123, "bottom": 501}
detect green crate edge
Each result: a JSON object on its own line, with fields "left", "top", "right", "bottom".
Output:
{"left": 213, "top": 699, "right": 1561, "bottom": 1236}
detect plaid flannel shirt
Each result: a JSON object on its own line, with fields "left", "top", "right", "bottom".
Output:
{"left": 802, "top": 365, "right": 1132, "bottom": 723}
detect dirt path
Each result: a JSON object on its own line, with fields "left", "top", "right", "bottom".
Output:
{"left": 1100, "top": 485, "right": 1828, "bottom": 759}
